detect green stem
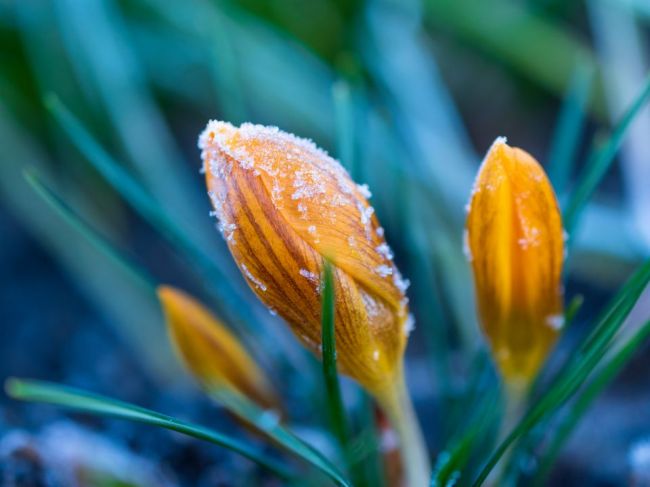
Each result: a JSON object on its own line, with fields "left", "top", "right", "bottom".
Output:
{"left": 376, "top": 368, "right": 430, "bottom": 487}
{"left": 489, "top": 380, "right": 528, "bottom": 486}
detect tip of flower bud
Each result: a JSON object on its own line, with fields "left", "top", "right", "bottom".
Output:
{"left": 157, "top": 285, "right": 280, "bottom": 411}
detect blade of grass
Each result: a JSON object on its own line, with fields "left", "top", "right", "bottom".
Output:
{"left": 533, "top": 319, "right": 650, "bottom": 485}
{"left": 472, "top": 259, "right": 650, "bottom": 486}
{"left": 321, "top": 259, "right": 355, "bottom": 480}
{"left": 207, "top": 387, "right": 351, "bottom": 487}
{"left": 563, "top": 75, "right": 650, "bottom": 235}
{"left": 333, "top": 80, "right": 356, "bottom": 178}
{"left": 44, "top": 95, "right": 261, "bottom": 334}
{"left": 548, "top": 62, "right": 593, "bottom": 196}
{"left": 24, "top": 169, "right": 156, "bottom": 294}
{"left": 5, "top": 378, "right": 293, "bottom": 481}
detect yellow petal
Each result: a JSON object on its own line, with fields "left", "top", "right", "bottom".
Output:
{"left": 465, "top": 138, "right": 564, "bottom": 383}
{"left": 157, "top": 285, "right": 279, "bottom": 410}
{"left": 199, "top": 121, "right": 410, "bottom": 394}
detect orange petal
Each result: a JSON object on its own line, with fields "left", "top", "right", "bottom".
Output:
{"left": 465, "top": 138, "right": 564, "bottom": 383}
{"left": 157, "top": 285, "right": 280, "bottom": 411}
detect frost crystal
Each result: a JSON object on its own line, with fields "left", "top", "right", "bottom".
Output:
{"left": 375, "top": 265, "right": 393, "bottom": 277}
{"left": 240, "top": 263, "right": 267, "bottom": 292}
{"left": 376, "top": 243, "right": 394, "bottom": 260}
{"left": 393, "top": 272, "right": 410, "bottom": 294}
{"left": 545, "top": 314, "right": 564, "bottom": 330}
{"left": 463, "top": 229, "right": 472, "bottom": 262}
{"left": 372, "top": 349, "right": 380, "bottom": 361}
{"left": 299, "top": 268, "right": 319, "bottom": 282}
{"left": 404, "top": 314, "right": 415, "bottom": 336}
{"left": 357, "top": 183, "right": 372, "bottom": 199}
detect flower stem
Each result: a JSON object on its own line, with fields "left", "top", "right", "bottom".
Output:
{"left": 376, "top": 368, "right": 430, "bottom": 487}
{"left": 489, "top": 380, "right": 528, "bottom": 486}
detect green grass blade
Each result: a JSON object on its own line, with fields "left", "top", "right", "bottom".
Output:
{"left": 321, "top": 259, "right": 350, "bottom": 448}
{"left": 43, "top": 95, "right": 257, "bottom": 331}
{"left": 533, "top": 319, "right": 650, "bottom": 484}
{"left": 320, "top": 259, "right": 359, "bottom": 485}
{"left": 472, "top": 259, "right": 650, "bottom": 486}
{"left": 563, "top": 75, "right": 650, "bottom": 235}
{"left": 548, "top": 63, "right": 593, "bottom": 196}
{"left": 207, "top": 387, "right": 351, "bottom": 487}
{"left": 333, "top": 81, "right": 356, "bottom": 178}
{"left": 24, "top": 169, "right": 156, "bottom": 293}
{"left": 5, "top": 378, "right": 293, "bottom": 481}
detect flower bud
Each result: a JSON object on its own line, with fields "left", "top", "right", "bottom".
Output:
{"left": 157, "top": 285, "right": 279, "bottom": 410}
{"left": 199, "top": 121, "right": 411, "bottom": 395}
{"left": 465, "top": 138, "right": 564, "bottom": 384}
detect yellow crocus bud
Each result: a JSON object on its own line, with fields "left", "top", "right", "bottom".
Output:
{"left": 157, "top": 285, "right": 280, "bottom": 411}
{"left": 199, "top": 121, "right": 429, "bottom": 486}
{"left": 465, "top": 138, "right": 565, "bottom": 385}
{"left": 199, "top": 121, "right": 411, "bottom": 396}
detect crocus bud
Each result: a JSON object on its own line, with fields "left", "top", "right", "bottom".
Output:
{"left": 157, "top": 285, "right": 279, "bottom": 411}
{"left": 465, "top": 138, "right": 564, "bottom": 384}
{"left": 198, "top": 121, "right": 411, "bottom": 396}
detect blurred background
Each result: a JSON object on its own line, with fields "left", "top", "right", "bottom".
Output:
{"left": 1, "top": 0, "right": 650, "bottom": 485}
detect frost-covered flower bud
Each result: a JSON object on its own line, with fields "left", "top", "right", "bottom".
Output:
{"left": 199, "top": 121, "right": 411, "bottom": 395}
{"left": 158, "top": 285, "right": 280, "bottom": 411}
{"left": 465, "top": 138, "right": 564, "bottom": 384}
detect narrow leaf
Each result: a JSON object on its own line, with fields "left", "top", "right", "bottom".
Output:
{"left": 5, "top": 378, "right": 293, "bottom": 481}
{"left": 24, "top": 169, "right": 155, "bottom": 293}
{"left": 548, "top": 62, "right": 593, "bottom": 196}
{"left": 563, "top": 75, "right": 650, "bottom": 235}
{"left": 44, "top": 95, "right": 260, "bottom": 334}
{"left": 534, "top": 319, "right": 650, "bottom": 484}
{"left": 207, "top": 387, "right": 351, "bottom": 487}
{"left": 321, "top": 259, "right": 350, "bottom": 449}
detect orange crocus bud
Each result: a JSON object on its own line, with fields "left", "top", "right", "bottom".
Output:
{"left": 465, "top": 138, "right": 564, "bottom": 385}
{"left": 198, "top": 121, "right": 411, "bottom": 396}
{"left": 157, "top": 285, "right": 280, "bottom": 411}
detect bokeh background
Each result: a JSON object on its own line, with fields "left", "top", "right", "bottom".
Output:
{"left": 1, "top": 0, "right": 650, "bottom": 485}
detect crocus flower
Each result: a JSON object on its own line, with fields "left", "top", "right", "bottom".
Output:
{"left": 199, "top": 121, "right": 429, "bottom": 486}
{"left": 158, "top": 285, "right": 280, "bottom": 411}
{"left": 199, "top": 121, "right": 412, "bottom": 396}
{"left": 465, "top": 138, "right": 564, "bottom": 385}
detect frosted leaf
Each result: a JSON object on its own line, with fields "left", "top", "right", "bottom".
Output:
{"left": 545, "top": 314, "right": 564, "bottom": 330}
{"left": 240, "top": 263, "right": 267, "bottom": 292}
{"left": 375, "top": 265, "right": 393, "bottom": 277}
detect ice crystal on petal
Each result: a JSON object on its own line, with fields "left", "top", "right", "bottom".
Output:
{"left": 375, "top": 265, "right": 393, "bottom": 277}
{"left": 376, "top": 243, "right": 394, "bottom": 260}
{"left": 240, "top": 263, "right": 267, "bottom": 292}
